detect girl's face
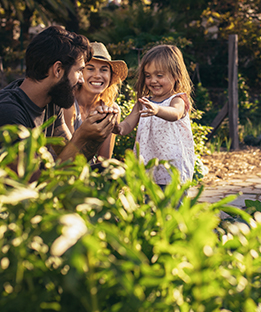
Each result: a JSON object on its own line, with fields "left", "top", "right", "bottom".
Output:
{"left": 144, "top": 61, "right": 175, "bottom": 101}
{"left": 83, "top": 59, "right": 111, "bottom": 95}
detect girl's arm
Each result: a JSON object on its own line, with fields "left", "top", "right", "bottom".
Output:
{"left": 98, "top": 103, "right": 121, "bottom": 159}
{"left": 139, "top": 96, "right": 186, "bottom": 121}
{"left": 113, "top": 101, "right": 141, "bottom": 135}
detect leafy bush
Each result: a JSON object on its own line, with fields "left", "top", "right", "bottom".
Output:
{"left": 1, "top": 124, "right": 261, "bottom": 311}
{"left": 113, "top": 84, "right": 137, "bottom": 161}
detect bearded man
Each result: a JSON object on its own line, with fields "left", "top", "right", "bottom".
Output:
{"left": 0, "top": 26, "right": 119, "bottom": 163}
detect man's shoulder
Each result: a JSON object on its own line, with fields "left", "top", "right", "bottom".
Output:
{"left": 0, "top": 78, "right": 24, "bottom": 92}
{"left": 0, "top": 79, "right": 36, "bottom": 128}
{"left": 0, "top": 79, "right": 26, "bottom": 106}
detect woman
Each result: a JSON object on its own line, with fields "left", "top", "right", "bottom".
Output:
{"left": 64, "top": 41, "right": 128, "bottom": 160}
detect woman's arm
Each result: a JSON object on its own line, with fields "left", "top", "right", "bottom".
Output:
{"left": 139, "top": 96, "right": 186, "bottom": 121}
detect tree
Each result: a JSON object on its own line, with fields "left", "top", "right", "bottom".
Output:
{"left": 0, "top": 0, "right": 76, "bottom": 70}
{"left": 86, "top": 2, "right": 183, "bottom": 68}
{"left": 200, "top": 0, "right": 261, "bottom": 88}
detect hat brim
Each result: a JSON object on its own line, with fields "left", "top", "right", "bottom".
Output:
{"left": 92, "top": 57, "right": 128, "bottom": 85}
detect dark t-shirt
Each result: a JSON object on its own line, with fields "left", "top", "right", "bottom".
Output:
{"left": 0, "top": 79, "right": 64, "bottom": 137}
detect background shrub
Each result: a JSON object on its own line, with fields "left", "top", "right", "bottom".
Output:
{"left": 1, "top": 124, "right": 261, "bottom": 311}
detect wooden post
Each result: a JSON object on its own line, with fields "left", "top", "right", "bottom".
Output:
{"left": 207, "top": 102, "right": 228, "bottom": 140}
{"left": 228, "top": 34, "right": 239, "bottom": 150}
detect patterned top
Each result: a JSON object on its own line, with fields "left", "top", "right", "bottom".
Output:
{"left": 73, "top": 100, "right": 83, "bottom": 131}
{"left": 134, "top": 93, "right": 195, "bottom": 185}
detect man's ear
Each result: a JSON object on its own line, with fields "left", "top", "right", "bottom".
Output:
{"left": 53, "top": 61, "right": 64, "bottom": 79}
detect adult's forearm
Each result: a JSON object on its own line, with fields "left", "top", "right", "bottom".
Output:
{"left": 57, "top": 111, "right": 118, "bottom": 162}
{"left": 80, "top": 139, "right": 103, "bottom": 161}
{"left": 57, "top": 139, "right": 102, "bottom": 162}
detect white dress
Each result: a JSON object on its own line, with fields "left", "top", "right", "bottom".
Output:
{"left": 134, "top": 93, "right": 195, "bottom": 185}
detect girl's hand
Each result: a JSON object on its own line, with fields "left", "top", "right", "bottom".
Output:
{"left": 112, "top": 121, "right": 123, "bottom": 135}
{"left": 139, "top": 97, "right": 159, "bottom": 117}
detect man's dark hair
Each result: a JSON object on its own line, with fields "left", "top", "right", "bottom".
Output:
{"left": 25, "top": 26, "right": 93, "bottom": 81}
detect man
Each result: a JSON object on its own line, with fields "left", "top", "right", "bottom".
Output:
{"left": 0, "top": 25, "right": 119, "bottom": 164}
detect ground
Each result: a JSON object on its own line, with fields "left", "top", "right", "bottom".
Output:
{"left": 200, "top": 146, "right": 261, "bottom": 186}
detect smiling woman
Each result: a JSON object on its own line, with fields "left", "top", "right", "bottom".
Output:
{"left": 64, "top": 42, "right": 128, "bottom": 161}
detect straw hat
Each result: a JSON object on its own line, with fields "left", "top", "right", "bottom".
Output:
{"left": 90, "top": 42, "right": 128, "bottom": 85}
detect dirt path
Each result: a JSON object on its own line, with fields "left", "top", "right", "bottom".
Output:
{"left": 200, "top": 146, "right": 261, "bottom": 186}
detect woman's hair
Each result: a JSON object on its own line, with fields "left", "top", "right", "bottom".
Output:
{"left": 136, "top": 45, "right": 194, "bottom": 110}
{"left": 100, "top": 83, "right": 119, "bottom": 107}
{"left": 99, "top": 66, "right": 120, "bottom": 106}
{"left": 25, "top": 26, "right": 93, "bottom": 81}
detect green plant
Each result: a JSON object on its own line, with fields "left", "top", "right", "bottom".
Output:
{"left": 244, "top": 199, "right": 261, "bottom": 216}
{"left": 216, "top": 136, "right": 223, "bottom": 153}
{"left": 225, "top": 136, "right": 232, "bottom": 152}
{"left": 208, "top": 141, "right": 215, "bottom": 154}
{"left": 113, "top": 84, "right": 137, "bottom": 161}
{"left": 190, "top": 109, "right": 212, "bottom": 157}
{"left": 193, "top": 83, "right": 214, "bottom": 124}
{"left": 1, "top": 123, "right": 261, "bottom": 311}
{"left": 207, "top": 136, "right": 224, "bottom": 153}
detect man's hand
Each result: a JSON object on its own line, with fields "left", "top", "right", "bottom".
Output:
{"left": 68, "top": 102, "right": 119, "bottom": 161}
{"left": 79, "top": 101, "right": 119, "bottom": 141}
{"left": 78, "top": 111, "right": 118, "bottom": 142}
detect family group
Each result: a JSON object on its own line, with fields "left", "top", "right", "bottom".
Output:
{"left": 0, "top": 25, "right": 195, "bottom": 188}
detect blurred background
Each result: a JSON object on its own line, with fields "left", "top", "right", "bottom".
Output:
{"left": 1, "top": 0, "right": 261, "bottom": 151}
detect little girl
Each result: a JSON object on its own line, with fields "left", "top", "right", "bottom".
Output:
{"left": 114, "top": 44, "right": 195, "bottom": 187}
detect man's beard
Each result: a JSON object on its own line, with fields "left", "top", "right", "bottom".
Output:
{"left": 48, "top": 75, "right": 76, "bottom": 109}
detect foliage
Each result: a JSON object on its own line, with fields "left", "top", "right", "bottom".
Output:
{"left": 87, "top": 2, "right": 193, "bottom": 69}
{"left": 1, "top": 123, "right": 261, "bottom": 311}
{"left": 190, "top": 109, "right": 211, "bottom": 156}
{"left": 0, "top": 0, "right": 77, "bottom": 72}
{"left": 201, "top": 0, "right": 261, "bottom": 88}
{"left": 193, "top": 75, "right": 261, "bottom": 148}
{"left": 237, "top": 75, "right": 261, "bottom": 127}
{"left": 113, "top": 83, "right": 137, "bottom": 161}
{"left": 0, "top": 0, "right": 75, "bottom": 25}
{"left": 89, "top": 2, "right": 177, "bottom": 45}
{"left": 245, "top": 199, "right": 261, "bottom": 217}
{"left": 193, "top": 83, "right": 215, "bottom": 125}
